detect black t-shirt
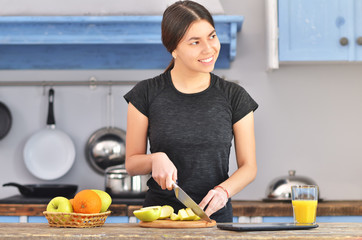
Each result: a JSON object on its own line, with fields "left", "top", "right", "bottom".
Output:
{"left": 124, "top": 71, "right": 258, "bottom": 222}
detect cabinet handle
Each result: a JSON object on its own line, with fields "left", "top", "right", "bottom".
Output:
{"left": 340, "top": 37, "right": 349, "bottom": 46}
{"left": 357, "top": 37, "right": 362, "bottom": 46}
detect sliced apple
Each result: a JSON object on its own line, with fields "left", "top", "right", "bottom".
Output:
{"left": 178, "top": 208, "right": 194, "bottom": 221}
{"left": 133, "top": 207, "right": 161, "bottom": 222}
{"left": 158, "top": 205, "right": 174, "bottom": 219}
{"left": 170, "top": 212, "right": 180, "bottom": 221}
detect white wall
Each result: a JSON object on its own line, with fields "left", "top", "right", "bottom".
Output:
{"left": 0, "top": 0, "right": 361, "bottom": 201}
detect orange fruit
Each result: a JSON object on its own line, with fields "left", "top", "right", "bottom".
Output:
{"left": 73, "top": 190, "right": 102, "bottom": 214}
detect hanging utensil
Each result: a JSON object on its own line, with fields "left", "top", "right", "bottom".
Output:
{"left": 23, "top": 88, "right": 76, "bottom": 180}
{"left": 0, "top": 101, "right": 12, "bottom": 140}
{"left": 85, "top": 84, "right": 126, "bottom": 175}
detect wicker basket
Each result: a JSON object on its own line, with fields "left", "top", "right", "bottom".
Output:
{"left": 43, "top": 211, "right": 111, "bottom": 228}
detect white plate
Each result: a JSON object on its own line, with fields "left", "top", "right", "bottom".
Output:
{"left": 24, "top": 128, "right": 75, "bottom": 180}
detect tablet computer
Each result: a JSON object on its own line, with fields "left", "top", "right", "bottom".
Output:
{"left": 217, "top": 222, "right": 319, "bottom": 231}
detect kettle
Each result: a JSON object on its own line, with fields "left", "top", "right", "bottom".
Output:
{"left": 264, "top": 170, "right": 319, "bottom": 201}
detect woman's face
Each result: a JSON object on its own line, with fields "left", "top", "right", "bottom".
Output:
{"left": 172, "top": 19, "right": 220, "bottom": 74}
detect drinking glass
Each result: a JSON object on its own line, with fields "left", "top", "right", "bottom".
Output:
{"left": 291, "top": 185, "right": 318, "bottom": 224}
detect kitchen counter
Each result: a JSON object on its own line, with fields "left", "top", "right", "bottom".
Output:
{"left": 0, "top": 200, "right": 361, "bottom": 217}
{"left": 0, "top": 222, "right": 361, "bottom": 239}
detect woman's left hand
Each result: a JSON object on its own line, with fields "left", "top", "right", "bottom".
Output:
{"left": 198, "top": 187, "right": 228, "bottom": 217}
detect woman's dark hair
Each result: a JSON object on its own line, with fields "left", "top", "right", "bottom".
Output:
{"left": 162, "top": 1, "right": 215, "bottom": 72}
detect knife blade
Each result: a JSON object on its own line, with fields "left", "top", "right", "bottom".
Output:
{"left": 172, "top": 181, "right": 212, "bottom": 222}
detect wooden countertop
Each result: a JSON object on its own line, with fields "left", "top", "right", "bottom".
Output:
{"left": 0, "top": 200, "right": 361, "bottom": 217}
{"left": 0, "top": 222, "right": 361, "bottom": 239}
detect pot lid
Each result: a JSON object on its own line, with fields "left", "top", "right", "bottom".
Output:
{"left": 266, "top": 170, "right": 319, "bottom": 200}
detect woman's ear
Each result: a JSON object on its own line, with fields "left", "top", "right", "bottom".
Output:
{"left": 172, "top": 51, "right": 177, "bottom": 59}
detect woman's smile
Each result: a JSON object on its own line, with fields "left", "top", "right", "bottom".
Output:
{"left": 199, "top": 55, "right": 214, "bottom": 64}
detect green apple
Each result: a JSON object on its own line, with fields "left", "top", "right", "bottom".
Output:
{"left": 46, "top": 196, "right": 73, "bottom": 213}
{"left": 158, "top": 205, "right": 174, "bottom": 219}
{"left": 91, "top": 189, "right": 112, "bottom": 212}
{"left": 133, "top": 206, "right": 161, "bottom": 222}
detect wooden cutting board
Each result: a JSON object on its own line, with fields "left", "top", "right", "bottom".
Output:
{"left": 139, "top": 219, "right": 216, "bottom": 228}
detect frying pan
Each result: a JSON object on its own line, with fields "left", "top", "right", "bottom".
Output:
{"left": 23, "top": 88, "right": 76, "bottom": 180}
{"left": 2, "top": 182, "right": 77, "bottom": 198}
{"left": 0, "top": 101, "right": 12, "bottom": 140}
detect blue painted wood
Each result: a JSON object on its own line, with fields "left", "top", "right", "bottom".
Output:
{"left": 278, "top": 0, "right": 355, "bottom": 61}
{"left": 28, "top": 216, "right": 48, "bottom": 223}
{"left": 0, "top": 216, "right": 20, "bottom": 223}
{"left": 105, "top": 216, "right": 129, "bottom": 223}
{"left": 0, "top": 15, "right": 243, "bottom": 69}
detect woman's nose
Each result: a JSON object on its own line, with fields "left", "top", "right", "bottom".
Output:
{"left": 202, "top": 41, "right": 213, "bottom": 53}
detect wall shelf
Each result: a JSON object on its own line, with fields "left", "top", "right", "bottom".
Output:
{"left": 0, "top": 15, "right": 243, "bottom": 70}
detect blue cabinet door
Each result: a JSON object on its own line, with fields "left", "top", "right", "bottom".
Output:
{"left": 279, "top": 0, "right": 354, "bottom": 61}
{"left": 355, "top": 0, "right": 362, "bottom": 60}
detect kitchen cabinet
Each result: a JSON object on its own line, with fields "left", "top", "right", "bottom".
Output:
{"left": 266, "top": 0, "right": 362, "bottom": 69}
{"left": 0, "top": 15, "right": 243, "bottom": 70}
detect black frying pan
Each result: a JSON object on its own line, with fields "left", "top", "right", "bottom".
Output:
{"left": 2, "top": 182, "right": 78, "bottom": 198}
{"left": 0, "top": 101, "right": 12, "bottom": 140}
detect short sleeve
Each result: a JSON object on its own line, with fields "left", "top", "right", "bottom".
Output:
{"left": 230, "top": 84, "right": 258, "bottom": 124}
{"left": 123, "top": 80, "right": 149, "bottom": 117}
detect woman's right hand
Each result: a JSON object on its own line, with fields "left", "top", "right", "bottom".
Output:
{"left": 152, "top": 152, "right": 177, "bottom": 190}
{"left": 151, "top": 152, "right": 177, "bottom": 191}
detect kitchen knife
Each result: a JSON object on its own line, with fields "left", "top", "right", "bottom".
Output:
{"left": 172, "top": 181, "right": 212, "bottom": 222}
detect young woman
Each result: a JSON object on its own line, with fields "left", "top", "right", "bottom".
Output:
{"left": 124, "top": 0, "right": 258, "bottom": 222}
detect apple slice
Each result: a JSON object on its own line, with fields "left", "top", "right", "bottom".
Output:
{"left": 158, "top": 205, "right": 174, "bottom": 219}
{"left": 186, "top": 207, "right": 202, "bottom": 220}
{"left": 133, "top": 207, "right": 161, "bottom": 222}
{"left": 178, "top": 208, "right": 194, "bottom": 221}
{"left": 170, "top": 212, "right": 180, "bottom": 221}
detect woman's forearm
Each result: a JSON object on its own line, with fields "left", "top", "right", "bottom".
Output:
{"left": 220, "top": 162, "right": 257, "bottom": 198}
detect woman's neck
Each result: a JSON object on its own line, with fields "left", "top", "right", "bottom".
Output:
{"left": 170, "top": 68, "right": 211, "bottom": 94}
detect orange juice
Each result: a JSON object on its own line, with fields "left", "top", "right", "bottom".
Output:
{"left": 292, "top": 200, "right": 318, "bottom": 224}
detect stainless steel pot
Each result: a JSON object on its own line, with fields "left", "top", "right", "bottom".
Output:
{"left": 105, "top": 165, "right": 150, "bottom": 198}
{"left": 264, "top": 170, "right": 320, "bottom": 201}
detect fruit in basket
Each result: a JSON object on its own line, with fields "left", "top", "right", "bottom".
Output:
{"left": 73, "top": 189, "right": 102, "bottom": 214}
{"left": 91, "top": 189, "right": 112, "bottom": 212}
{"left": 133, "top": 206, "right": 161, "bottom": 222}
{"left": 158, "top": 205, "right": 174, "bottom": 219}
{"left": 46, "top": 196, "right": 73, "bottom": 213}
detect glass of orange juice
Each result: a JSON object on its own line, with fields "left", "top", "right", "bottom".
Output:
{"left": 291, "top": 185, "right": 318, "bottom": 225}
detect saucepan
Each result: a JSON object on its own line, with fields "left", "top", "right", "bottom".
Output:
{"left": 105, "top": 165, "right": 149, "bottom": 198}
{"left": 2, "top": 182, "right": 78, "bottom": 198}
{"left": 23, "top": 88, "right": 76, "bottom": 180}
{"left": 85, "top": 85, "right": 126, "bottom": 174}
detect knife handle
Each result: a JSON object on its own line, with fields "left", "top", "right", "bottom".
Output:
{"left": 171, "top": 180, "right": 178, "bottom": 189}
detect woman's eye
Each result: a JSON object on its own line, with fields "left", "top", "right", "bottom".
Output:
{"left": 210, "top": 34, "right": 217, "bottom": 39}
{"left": 191, "top": 41, "right": 199, "bottom": 45}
